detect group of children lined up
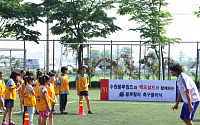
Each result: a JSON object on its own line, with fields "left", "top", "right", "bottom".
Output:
{"left": 0, "top": 66, "right": 93, "bottom": 125}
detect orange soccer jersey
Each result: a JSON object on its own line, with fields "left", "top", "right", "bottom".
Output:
{"left": 36, "top": 85, "right": 50, "bottom": 111}
{"left": 0, "top": 80, "right": 5, "bottom": 96}
{"left": 52, "top": 79, "right": 58, "bottom": 95}
{"left": 24, "top": 84, "right": 36, "bottom": 106}
{"left": 48, "top": 83, "right": 56, "bottom": 106}
{"left": 77, "top": 74, "right": 88, "bottom": 92}
{"left": 5, "top": 79, "right": 16, "bottom": 100}
{"left": 19, "top": 78, "right": 24, "bottom": 103}
{"left": 59, "top": 75, "right": 69, "bottom": 92}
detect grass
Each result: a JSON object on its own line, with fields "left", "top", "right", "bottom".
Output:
{"left": 1, "top": 88, "right": 200, "bottom": 125}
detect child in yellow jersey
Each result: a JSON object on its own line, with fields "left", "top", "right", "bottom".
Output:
{"left": 58, "top": 66, "right": 69, "bottom": 114}
{"left": 24, "top": 76, "right": 36, "bottom": 125}
{"left": 18, "top": 70, "right": 26, "bottom": 114}
{"left": 36, "top": 75, "right": 51, "bottom": 125}
{"left": 22, "top": 71, "right": 34, "bottom": 125}
{"left": 2, "top": 71, "right": 20, "bottom": 125}
{"left": 76, "top": 66, "right": 93, "bottom": 114}
{"left": 48, "top": 72, "right": 57, "bottom": 125}
{"left": 0, "top": 72, "right": 5, "bottom": 112}
{"left": 34, "top": 70, "right": 42, "bottom": 115}
{"left": 51, "top": 70, "right": 58, "bottom": 114}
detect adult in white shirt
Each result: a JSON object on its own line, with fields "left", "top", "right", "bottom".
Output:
{"left": 171, "top": 63, "right": 200, "bottom": 125}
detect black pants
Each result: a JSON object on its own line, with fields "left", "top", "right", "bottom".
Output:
{"left": 22, "top": 105, "right": 27, "bottom": 124}
{"left": 60, "top": 94, "right": 68, "bottom": 112}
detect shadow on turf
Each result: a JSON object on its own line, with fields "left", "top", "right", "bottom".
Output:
{"left": 193, "top": 119, "right": 200, "bottom": 122}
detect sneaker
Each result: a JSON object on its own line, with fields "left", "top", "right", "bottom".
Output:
{"left": 88, "top": 110, "right": 93, "bottom": 114}
{"left": 53, "top": 110, "right": 58, "bottom": 115}
{"left": 8, "top": 121, "right": 15, "bottom": 125}
{"left": 61, "top": 110, "right": 69, "bottom": 114}
{"left": 2, "top": 121, "right": 8, "bottom": 125}
{"left": 35, "top": 110, "right": 39, "bottom": 115}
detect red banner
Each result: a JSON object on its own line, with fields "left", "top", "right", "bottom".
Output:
{"left": 100, "top": 79, "right": 109, "bottom": 100}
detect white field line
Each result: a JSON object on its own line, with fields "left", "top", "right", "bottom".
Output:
{"left": 0, "top": 111, "right": 21, "bottom": 117}
{"left": 55, "top": 101, "right": 76, "bottom": 105}
{"left": 0, "top": 101, "right": 76, "bottom": 117}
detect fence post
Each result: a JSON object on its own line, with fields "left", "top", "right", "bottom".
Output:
{"left": 117, "top": 45, "right": 119, "bottom": 79}
{"left": 139, "top": 41, "right": 141, "bottom": 80}
{"left": 110, "top": 40, "right": 112, "bottom": 79}
{"left": 10, "top": 49, "right": 12, "bottom": 74}
{"left": 104, "top": 45, "right": 105, "bottom": 79}
{"left": 53, "top": 40, "right": 55, "bottom": 70}
{"left": 168, "top": 43, "right": 170, "bottom": 80}
{"left": 24, "top": 41, "right": 26, "bottom": 70}
{"left": 195, "top": 41, "right": 199, "bottom": 87}
{"left": 90, "top": 44, "right": 92, "bottom": 88}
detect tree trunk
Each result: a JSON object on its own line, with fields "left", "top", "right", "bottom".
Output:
{"left": 78, "top": 45, "right": 83, "bottom": 74}
{"left": 161, "top": 47, "right": 165, "bottom": 80}
{"left": 154, "top": 47, "right": 165, "bottom": 80}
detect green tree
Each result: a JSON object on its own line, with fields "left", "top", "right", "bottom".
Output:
{"left": 48, "top": 0, "right": 121, "bottom": 71}
{"left": 118, "top": 0, "right": 180, "bottom": 79}
{"left": 120, "top": 46, "right": 134, "bottom": 55}
{"left": 0, "top": 0, "right": 43, "bottom": 43}
{"left": 91, "top": 50, "right": 102, "bottom": 61}
{"left": 179, "top": 51, "right": 185, "bottom": 62}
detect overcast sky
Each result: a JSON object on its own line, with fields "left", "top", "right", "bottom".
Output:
{"left": 1, "top": 0, "right": 200, "bottom": 67}
{"left": 20, "top": 0, "right": 200, "bottom": 41}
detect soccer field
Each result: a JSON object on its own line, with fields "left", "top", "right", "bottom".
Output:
{"left": 1, "top": 88, "right": 200, "bottom": 125}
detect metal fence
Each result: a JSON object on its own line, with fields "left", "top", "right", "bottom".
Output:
{"left": 0, "top": 39, "right": 199, "bottom": 83}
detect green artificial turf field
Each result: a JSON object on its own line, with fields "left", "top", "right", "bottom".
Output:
{"left": 0, "top": 88, "right": 200, "bottom": 125}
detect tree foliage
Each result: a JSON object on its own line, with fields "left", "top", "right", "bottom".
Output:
{"left": 118, "top": 0, "right": 180, "bottom": 79}
{"left": 0, "top": 0, "right": 43, "bottom": 43}
{"left": 118, "top": 0, "right": 180, "bottom": 46}
{"left": 47, "top": 0, "right": 121, "bottom": 70}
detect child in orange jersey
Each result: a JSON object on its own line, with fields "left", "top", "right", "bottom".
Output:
{"left": 18, "top": 70, "right": 26, "bottom": 114}
{"left": 22, "top": 71, "right": 34, "bottom": 125}
{"left": 36, "top": 75, "right": 51, "bottom": 125}
{"left": 24, "top": 76, "right": 36, "bottom": 125}
{"left": 47, "top": 72, "right": 57, "bottom": 125}
{"left": 50, "top": 70, "right": 58, "bottom": 114}
{"left": 0, "top": 72, "right": 5, "bottom": 112}
{"left": 76, "top": 66, "right": 93, "bottom": 114}
{"left": 34, "top": 71, "right": 43, "bottom": 94}
{"left": 58, "top": 66, "right": 69, "bottom": 114}
{"left": 2, "top": 71, "right": 20, "bottom": 125}
{"left": 34, "top": 70, "right": 42, "bottom": 115}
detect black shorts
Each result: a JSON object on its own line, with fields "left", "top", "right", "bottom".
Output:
{"left": 80, "top": 91, "right": 89, "bottom": 96}
{"left": 5, "top": 99, "right": 14, "bottom": 108}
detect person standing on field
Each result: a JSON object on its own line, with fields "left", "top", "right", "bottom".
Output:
{"left": 170, "top": 63, "right": 200, "bottom": 125}
{"left": 76, "top": 66, "right": 93, "bottom": 114}
{"left": 58, "top": 66, "right": 69, "bottom": 114}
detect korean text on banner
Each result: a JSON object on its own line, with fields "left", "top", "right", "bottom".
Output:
{"left": 108, "top": 79, "right": 176, "bottom": 102}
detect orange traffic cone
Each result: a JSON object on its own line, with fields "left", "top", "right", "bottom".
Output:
{"left": 76, "top": 99, "right": 86, "bottom": 115}
{"left": 24, "top": 111, "right": 30, "bottom": 125}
